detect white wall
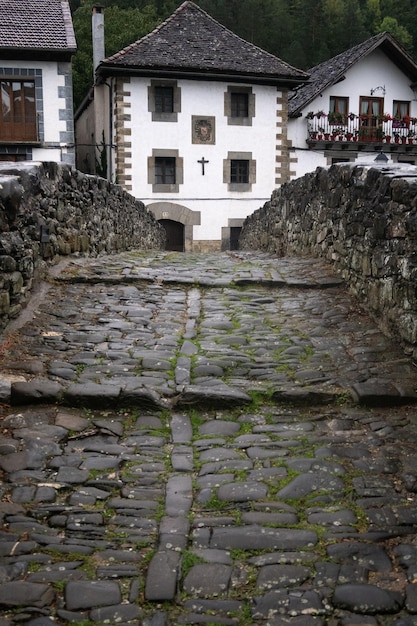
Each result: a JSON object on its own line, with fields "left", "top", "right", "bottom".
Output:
{"left": 126, "top": 78, "right": 278, "bottom": 241}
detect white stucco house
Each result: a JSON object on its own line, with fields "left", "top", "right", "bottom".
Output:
{"left": 288, "top": 32, "right": 417, "bottom": 179}
{"left": 0, "top": 0, "right": 77, "bottom": 166}
{"left": 75, "top": 1, "right": 308, "bottom": 252}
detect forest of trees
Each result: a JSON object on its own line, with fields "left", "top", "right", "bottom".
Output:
{"left": 69, "top": 0, "right": 417, "bottom": 109}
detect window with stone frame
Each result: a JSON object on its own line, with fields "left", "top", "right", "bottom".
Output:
{"left": 231, "top": 92, "right": 249, "bottom": 118}
{"left": 223, "top": 151, "right": 256, "bottom": 191}
{"left": 225, "top": 86, "right": 255, "bottom": 126}
{"left": 148, "top": 149, "right": 183, "bottom": 193}
{"left": 148, "top": 80, "right": 181, "bottom": 122}
{"left": 0, "top": 79, "right": 37, "bottom": 142}
{"left": 155, "top": 156, "right": 175, "bottom": 185}
{"left": 230, "top": 159, "right": 249, "bottom": 184}
{"left": 155, "top": 86, "right": 174, "bottom": 114}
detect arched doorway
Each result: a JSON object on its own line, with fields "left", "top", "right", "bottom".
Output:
{"left": 147, "top": 202, "right": 200, "bottom": 252}
{"left": 159, "top": 219, "right": 185, "bottom": 251}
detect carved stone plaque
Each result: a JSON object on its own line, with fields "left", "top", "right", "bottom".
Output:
{"left": 192, "top": 116, "right": 215, "bottom": 144}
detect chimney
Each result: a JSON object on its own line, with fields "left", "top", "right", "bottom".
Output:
{"left": 92, "top": 5, "right": 105, "bottom": 77}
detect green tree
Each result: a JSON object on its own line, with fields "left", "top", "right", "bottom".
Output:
{"left": 379, "top": 16, "right": 413, "bottom": 51}
{"left": 365, "top": 0, "right": 382, "bottom": 32}
{"left": 337, "top": 0, "right": 368, "bottom": 51}
{"left": 72, "top": 0, "right": 159, "bottom": 109}
{"left": 69, "top": 0, "right": 81, "bottom": 12}
{"left": 282, "top": 39, "right": 307, "bottom": 69}
{"left": 70, "top": 0, "right": 417, "bottom": 107}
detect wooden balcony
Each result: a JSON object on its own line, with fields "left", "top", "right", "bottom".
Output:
{"left": 306, "top": 114, "right": 417, "bottom": 153}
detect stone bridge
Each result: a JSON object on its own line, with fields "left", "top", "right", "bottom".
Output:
{"left": 0, "top": 161, "right": 165, "bottom": 331}
{"left": 1, "top": 160, "right": 417, "bottom": 362}
{"left": 1, "top": 158, "right": 417, "bottom": 623}
{"left": 241, "top": 162, "right": 417, "bottom": 361}
{"left": 0, "top": 250, "right": 416, "bottom": 624}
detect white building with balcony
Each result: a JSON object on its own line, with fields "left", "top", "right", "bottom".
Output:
{"left": 288, "top": 32, "right": 417, "bottom": 179}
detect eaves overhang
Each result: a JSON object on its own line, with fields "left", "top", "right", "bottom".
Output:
{"left": 0, "top": 48, "right": 76, "bottom": 62}
{"left": 96, "top": 64, "right": 309, "bottom": 89}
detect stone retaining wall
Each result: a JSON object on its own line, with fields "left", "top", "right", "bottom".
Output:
{"left": 0, "top": 161, "right": 165, "bottom": 331}
{"left": 240, "top": 163, "right": 417, "bottom": 359}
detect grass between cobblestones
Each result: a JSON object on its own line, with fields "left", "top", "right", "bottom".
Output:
{"left": 2, "top": 252, "right": 416, "bottom": 622}
{"left": 1, "top": 396, "right": 416, "bottom": 624}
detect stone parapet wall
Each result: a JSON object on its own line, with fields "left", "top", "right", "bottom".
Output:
{"left": 240, "top": 163, "right": 417, "bottom": 358}
{"left": 0, "top": 161, "right": 165, "bottom": 330}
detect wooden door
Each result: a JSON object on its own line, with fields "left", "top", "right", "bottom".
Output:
{"left": 359, "top": 97, "right": 383, "bottom": 141}
{"left": 230, "top": 226, "right": 241, "bottom": 250}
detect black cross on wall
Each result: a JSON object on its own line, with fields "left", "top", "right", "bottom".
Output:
{"left": 198, "top": 157, "right": 209, "bottom": 175}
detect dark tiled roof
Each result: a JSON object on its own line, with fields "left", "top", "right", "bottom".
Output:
{"left": 288, "top": 32, "right": 417, "bottom": 116}
{"left": 0, "top": 0, "right": 76, "bottom": 52}
{"left": 100, "top": 1, "right": 308, "bottom": 84}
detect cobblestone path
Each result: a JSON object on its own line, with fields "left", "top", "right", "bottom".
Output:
{"left": 0, "top": 251, "right": 416, "bottom": 626}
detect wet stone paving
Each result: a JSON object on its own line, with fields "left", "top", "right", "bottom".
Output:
{"left": 0, "top": 250, "right": 416, "bottom": 625}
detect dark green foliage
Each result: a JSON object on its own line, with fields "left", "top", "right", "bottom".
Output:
{"left": 70, "top": 0, "right": 417, "bottom": 109}
{"left": 72, "top": 0, "right": 160, "bottom": 109}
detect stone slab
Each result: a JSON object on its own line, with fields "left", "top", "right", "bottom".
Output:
{"left": 145, "top": 550, "right": 181, "bottom": 601}
{"left": 65, "top": 580, "right": 122, "bottom": 610}
{"left": 209, "top": 526, "right": 318, "bottom": 551}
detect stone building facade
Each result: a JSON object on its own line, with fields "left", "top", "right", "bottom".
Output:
{"left": 75, "top": 1, "right": 308, "bottom": 252}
